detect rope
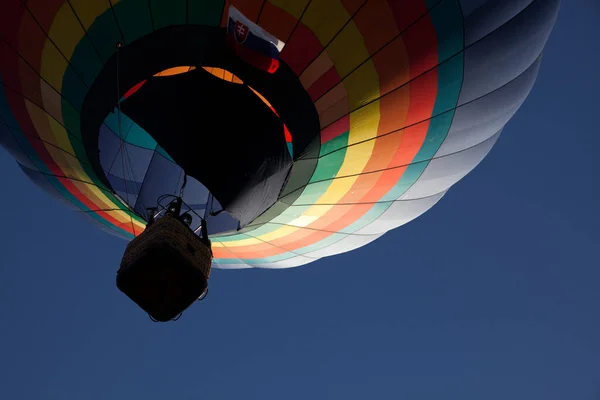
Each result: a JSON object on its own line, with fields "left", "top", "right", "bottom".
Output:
{"left": 115, "top": 42, "right": 136, "bottom": 235}
{"left": 180, "top": 173, "right": 188, "bottom": 198}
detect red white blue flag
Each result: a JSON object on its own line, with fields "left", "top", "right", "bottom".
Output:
{"left": 226, "top": 6, "right": 285, "bottom": 74}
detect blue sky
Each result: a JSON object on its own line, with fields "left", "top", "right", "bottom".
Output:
{"left": 1, "top": 1, "right": 598, "bottom": 399}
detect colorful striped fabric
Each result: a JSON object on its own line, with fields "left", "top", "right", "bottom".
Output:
{"left": 0, "top": 0, "right": 560, "bottom": 268}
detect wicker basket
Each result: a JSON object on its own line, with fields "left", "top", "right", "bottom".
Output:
{"left": 117, "top": 215, "right": 212, "bottom": 321}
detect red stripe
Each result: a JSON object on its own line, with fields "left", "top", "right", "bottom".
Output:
{"left": 307, "top": 66, "right": 341, "bottom": 101}
{"left": 387, "top": 0, "right": 429, "bottom": 35}
{"left": 123, "top": 80, "right": 147, "bottom": 99}
{"left": 320, "top": 115, "right": 350, "bottom": 144}
{"left": 280, "top": 23, "right": 322, "bottom": 75}
{"left": 284, "top": 125, "right": 292, "bottom": 143}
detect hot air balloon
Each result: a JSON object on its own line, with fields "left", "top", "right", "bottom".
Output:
{"left": 0, "top": 0, "right": 560, "bottom": 321}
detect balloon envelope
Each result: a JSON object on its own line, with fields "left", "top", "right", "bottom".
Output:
{"left": 0, "top": 0, "right": 559, "bottom": 268}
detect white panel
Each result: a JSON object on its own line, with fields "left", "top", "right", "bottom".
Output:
{"left": 401, "top": 131, "right": 500, "bottom": 201}
{"left": 302, "top": 233, "right": 383, "bottom": 259}
{"left": 249, "top": 254, "right": 317, "bottom": 269}
{"left": 438, "top": 57, "right": 541, "bottom": 157}
{"left": 459, "top": 0, "right": 494, "bottom": 16}
{"left": 462, "top": 0, "right": 534, "bottom": 45}
{"left": 355, "top": 191, "right": 447, "bottom": 235}
{"left": 458, "top": 0, "right": 559, "bottom": 105}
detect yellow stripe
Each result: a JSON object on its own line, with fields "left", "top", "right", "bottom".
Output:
{"left": 325, "top": 20, "right": 368, "bottom": 78}
{"left": 46, "top": 4, "right": 86, "bottom": 61}
{"left": 40, "top": 44, "right": 69, "bottom": 95}
{"left": 302, "top": 0, "right": 352, "bottom": 45}
{"left": 40, "top": 81, "right": 64, "bottom": 125}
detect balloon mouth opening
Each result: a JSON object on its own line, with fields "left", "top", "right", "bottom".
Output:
{"left": 120, "top": 66, "right": 294, "bottom": 159}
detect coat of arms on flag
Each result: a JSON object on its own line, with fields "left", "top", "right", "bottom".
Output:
{"left": 226, "top": 6, "right": 286, "bottom": 74}
{"left": 233, "top": 20, "right": 249, "bottom": 44}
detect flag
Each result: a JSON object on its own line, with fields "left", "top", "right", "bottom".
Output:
{"left": 226, "top": 6, "right": 285, "bottom": 74}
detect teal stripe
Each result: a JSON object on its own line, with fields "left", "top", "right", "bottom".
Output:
{"left": 111, "top": 0, "right": 154, "bottom": 44}
{"left": 104, "top": 109, "right": 158, "bottom": 150}
{"left": 309, "top": 133, "right": 349, "bottom": 183}
{"left": 188, "top": 0, "right": 226, "bottom": 26}
{"left": 150, "top": 0, "right": 187, "bottom": 29}
{"left": 320, "top": 131, "right": 350, "bottom": 155}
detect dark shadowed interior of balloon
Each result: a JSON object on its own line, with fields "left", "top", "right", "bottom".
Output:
{"left": 80, "top": 25, "right": 321, "bottom": 236}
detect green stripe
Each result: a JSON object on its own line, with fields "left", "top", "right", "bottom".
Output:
{"left": 150, "top": 0, "right": 187, "bottom": 29}
{"left": 188, "top": 0, "right": 226, "bottom": 26}
{"left": 112, "top": 0, "right": 154, "bottom": 44}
